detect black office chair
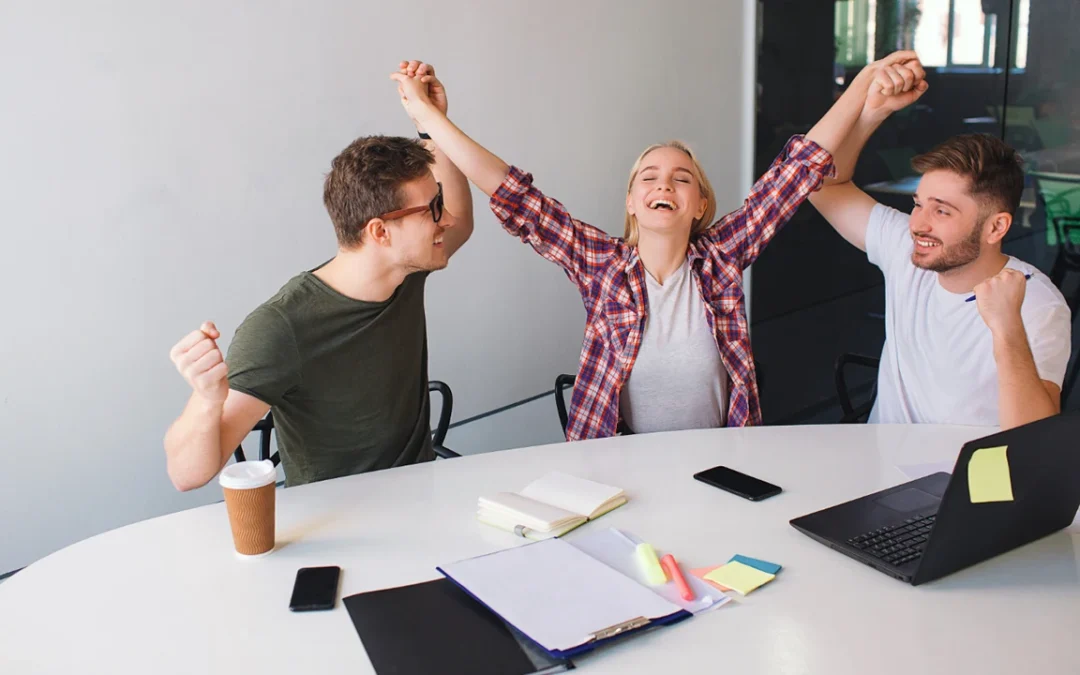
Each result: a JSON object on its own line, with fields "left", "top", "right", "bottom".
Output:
{"left": 835, "top": 353, "right": 880, "bottom": 424}
{"left": 554, "top": 374, "right": 575, "bottom": 434}
{"left": 554, "top": 362, "right": 766, "bottom": 435}
{"left": 232, "top": 411, "right": 276, "bottom": 466}
{"left": 427, "top": 380, "right": 459, "bottom": 459}
{"left": 231, "top": 380, "right": 460, "bottom": 465}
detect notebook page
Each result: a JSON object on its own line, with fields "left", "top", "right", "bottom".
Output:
{"left": 479, "top": 493, "right": 581, "bottom": 531}
{"left": 439, "top": 538, "right": 681, "bottom": 653}
{"left": 519, "top": 472, "right": 624, "bottom": 519}
{"left": 478, "top": 509, "right": 584, "bottom": 539}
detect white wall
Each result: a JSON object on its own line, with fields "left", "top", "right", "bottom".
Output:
{"left": 0, "top": 0, "right": 754, "bottom": 573}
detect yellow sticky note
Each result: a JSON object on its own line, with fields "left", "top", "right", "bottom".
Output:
{"left": 704, "top": 561, "right": 775, "bottom": 595}
{"left": 968, "top": 445, "right": 1014, "bottom": 503}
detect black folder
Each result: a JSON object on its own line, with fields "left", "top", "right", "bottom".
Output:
{"left": 343, "top": 578, "right": 574, "bottom": 675}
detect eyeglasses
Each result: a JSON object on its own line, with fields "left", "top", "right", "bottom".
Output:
{"left": 378, "top": 182, "right": 443, "bottom": 223}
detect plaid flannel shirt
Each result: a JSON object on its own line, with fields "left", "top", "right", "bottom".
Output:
{"left": 490, "top": 135, "right": 835, "bottom": 441}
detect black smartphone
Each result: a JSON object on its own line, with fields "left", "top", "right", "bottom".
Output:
{"left": 289, "top": 566, "right": 341, "bottom": 612}
{"left": 693, "top": 466, "right": 782, "bottom": 501}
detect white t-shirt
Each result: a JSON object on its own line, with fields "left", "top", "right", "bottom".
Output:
{"left": 620, "top": 260, "right": 729, "bottom": 433}
{"left": 866, "top": 204, "right": 1072, "bottom": 426}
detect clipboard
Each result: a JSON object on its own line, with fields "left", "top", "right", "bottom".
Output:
{"left": 437, "top": 538, "right": 693, "bottom": 659}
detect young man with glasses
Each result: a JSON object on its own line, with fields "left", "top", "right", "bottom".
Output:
{"left": 164, "top": 67, "right": 472, "bottom": 490}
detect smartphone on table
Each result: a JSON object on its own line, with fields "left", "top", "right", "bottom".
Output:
{"left": 289, "top": 566, "right": 341, "bottom": 611}
{"left": 693, "top": 466, "right": 782, "bottom": 501}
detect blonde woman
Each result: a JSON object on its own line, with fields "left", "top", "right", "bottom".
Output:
{"left": 392, "top": 54, "right": 919, "bottom": 440}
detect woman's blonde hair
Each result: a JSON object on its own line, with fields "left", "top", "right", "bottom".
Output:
{"left": 623, "top": 141, "right": 717, "bottom": 247}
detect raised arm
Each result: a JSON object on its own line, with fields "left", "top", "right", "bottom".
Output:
{"left": 391, "top": 67, "right": 509, "bottom": 198}
{"left": 701, "top": 136, "right": 834, "bottom": 269}
{"left": 703, "top": 52, "right": 929, "bottom": 267}
{"left": 975, "top": 270, "right": 1064, "bottom": 429}
{"left": 809, "top": 52, "right": 929, "bottom": 251}
{"left": 164, "top": 322, "right": 270, "bottom": 491}
{"left": 398, "top": 61, "right": 473, "bottom": 258}
{"left": 390, "top": 64, "right": 617, "bottom": 287}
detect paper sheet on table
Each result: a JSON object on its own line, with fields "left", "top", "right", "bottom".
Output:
{"left": 895, "top": 461, "right": 954, "bottom": 481}
{"left": 438, "top": 538, "right": 682, "bottom": 654}
{"left": 967, "top": 446, "right": 1014, "bottom": 503}
{"left": 569, "top": 528, "right": 730, "bottom": 614}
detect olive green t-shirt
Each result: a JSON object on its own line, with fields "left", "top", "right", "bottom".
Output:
{"left": 225, "top": 267, "right": 434, "bottom": 487}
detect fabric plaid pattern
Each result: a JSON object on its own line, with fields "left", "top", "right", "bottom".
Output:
{"left": 490, "top": 135, "right": 835, "bottom": 440}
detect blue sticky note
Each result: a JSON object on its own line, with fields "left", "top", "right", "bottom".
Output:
{"left": 729, "top": 554, "right": 782, "bottom": 575}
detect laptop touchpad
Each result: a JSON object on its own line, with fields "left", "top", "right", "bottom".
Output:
{"left": 874, "top": 488, "right": 940, "bottom": 514}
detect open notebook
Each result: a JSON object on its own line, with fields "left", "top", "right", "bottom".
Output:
{"left": 478, "top": 472, "right": 628, "bottom": 540}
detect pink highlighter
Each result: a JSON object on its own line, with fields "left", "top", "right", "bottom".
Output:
{"left": 660, "top": 554, "right": 695, "bottom": 601}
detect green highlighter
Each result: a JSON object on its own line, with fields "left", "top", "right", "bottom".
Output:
{"left": 634, "top": 542, "right": 668, "bottom": 585}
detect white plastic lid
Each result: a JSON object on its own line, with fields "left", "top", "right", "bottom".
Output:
{"left": 219, "top": 459, "right": 277, "bottom": 490}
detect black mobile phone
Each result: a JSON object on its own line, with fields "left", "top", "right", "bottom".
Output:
{"left": 693, "top": 466, "right": 782, "bottom": 501}
{"left": 289, "top": 566, "right": 341, "bottom": 612}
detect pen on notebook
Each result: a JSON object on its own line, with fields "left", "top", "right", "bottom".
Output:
{"left": 965, "top": 273, "right": 1031, "bottom": 302}
{"left": 660, "top": 554, "right": 695, "bottom": 601}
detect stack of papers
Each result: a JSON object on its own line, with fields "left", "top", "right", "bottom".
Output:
{"left": 691, "top": 554, "right": 783, "bottom": 596}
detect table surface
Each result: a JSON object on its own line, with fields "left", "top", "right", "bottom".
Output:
{"left": 2, "top": 424, "right": 1078, "bottom": 675}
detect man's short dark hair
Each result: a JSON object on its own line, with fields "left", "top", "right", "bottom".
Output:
{"left": 323, "top": 135, "right": 434, "bottom": 248}
{"left": 911, "top": 134, "right": 1025, "bottom": 218}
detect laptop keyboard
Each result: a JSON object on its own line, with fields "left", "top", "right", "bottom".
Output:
{"left": 847, "top": 514, "right": 937, "bottom": 566}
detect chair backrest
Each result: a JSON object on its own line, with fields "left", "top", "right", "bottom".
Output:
{"left": 554, "top": 374, "right": 575, "bottom": 434}
{"left": 428, "top": 380, "right": 459, "bottom": 458}
{"left": 232, "top": 411, "right": 277, "bottom": 466}
{"left": 835, "top": 353, "right": 880, "bottom": 424}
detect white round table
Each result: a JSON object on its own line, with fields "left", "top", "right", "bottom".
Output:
{"left": 2, "top": 425, "right": 1078, "bottom": 674}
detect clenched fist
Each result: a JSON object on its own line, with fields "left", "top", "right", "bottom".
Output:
{"left": 169, "top": 321, "right": 229, "bottom": 404}
{"left": 398, "top": 60, "right": 447, "bottom": 115}
{"left": 861, "top": 51, "right": 929, "bottom": 117}
{"left": 974, "top": 268, "right": 1028, "bottom": 335}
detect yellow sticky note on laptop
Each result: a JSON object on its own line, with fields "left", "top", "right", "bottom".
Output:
{"left": 968, "top": 445, "right": 1014, "bottom": 503}
{"left": 704, "top": 561, "right": 775, "bottom": 595}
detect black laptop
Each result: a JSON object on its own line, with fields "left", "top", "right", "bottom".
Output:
{"left": 790, "top": 413, "right": 1080, "bottom": 585}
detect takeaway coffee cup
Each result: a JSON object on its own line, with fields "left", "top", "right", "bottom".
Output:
{"left": 219, "top": 459, "right": 277, "bottom": 556}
